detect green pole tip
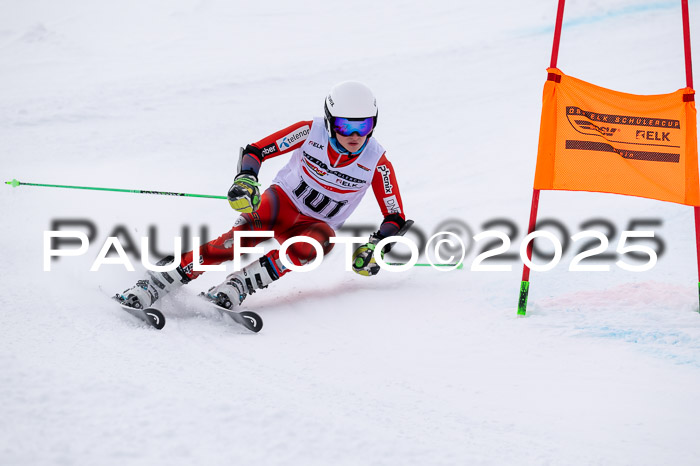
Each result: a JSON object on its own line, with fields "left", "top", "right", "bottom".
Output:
{"left": 517, "top": 281, "right": 530, "bottom": 316}
{"left": 6, "top": 179, "right": 20, "bottom": 187}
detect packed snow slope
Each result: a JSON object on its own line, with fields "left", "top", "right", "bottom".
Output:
{"left": 2, "top": 1, "right": 700, "bottom": 465}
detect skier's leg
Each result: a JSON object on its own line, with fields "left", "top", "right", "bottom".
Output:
{"left": 203, "top": 249, "right": 287, "bottom": 309}
{"left": 204, "top": 218, "right": 336, "bottom": 308}
{"left": 202, "top": 186, "right": 300, "bottom": 308}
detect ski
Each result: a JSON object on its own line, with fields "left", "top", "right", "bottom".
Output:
{"left": 200, "top": 299, "right": 264, "bottom": 333}
{"left": 112, "top": 296, "right": 166, "bottom": 330}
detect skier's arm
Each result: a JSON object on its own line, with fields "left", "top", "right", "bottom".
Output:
{"left": 352, "top": 154, "right": 407, "bottom": 276}
{"left": 371, "top": 154, "right": 406, "bottom": 237}
{"left": 238, "top": 121, "right": 313, "bottom": 177}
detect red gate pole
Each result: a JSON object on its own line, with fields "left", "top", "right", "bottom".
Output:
{"left": 518, "top": 0, "right": 566, "bottom": 316}
{"left": 682, "top": 0, "right": 693, "bottom": 89}
{"left": 681, "top": 0, "right": 700, "bottom": 311}
{"left": 550, "top": 0, "right": 567, "bottom": 70}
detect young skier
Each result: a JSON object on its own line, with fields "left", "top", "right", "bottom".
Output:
{"left": 116, "top": 81, "right": 407, "bottom": 311}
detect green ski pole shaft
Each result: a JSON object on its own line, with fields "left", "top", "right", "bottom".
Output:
{"left": 5, "top": 178, "right": 226, "bottom": 200}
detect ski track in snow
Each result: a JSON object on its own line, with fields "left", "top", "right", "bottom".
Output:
{"left": 2, "top": 1, "right": 700, "bottom": 465}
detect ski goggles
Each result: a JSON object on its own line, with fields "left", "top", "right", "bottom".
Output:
{"left": 332, "top": 117, "right": 374, "bottom": 137}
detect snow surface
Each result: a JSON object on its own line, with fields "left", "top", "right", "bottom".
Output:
{"left": 2, "top": 0, "right": 700, "bottom": 464}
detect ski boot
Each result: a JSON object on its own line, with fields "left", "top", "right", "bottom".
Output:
{"left": 116, "top": 256, "right": 191, "bottom": 309}
{"left": 203, "top": 252, "right": 284, "bottom": 309}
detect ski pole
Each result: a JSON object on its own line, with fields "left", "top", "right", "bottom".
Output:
{"left": 4, "top": 178, "right": 227, "bottom": 200}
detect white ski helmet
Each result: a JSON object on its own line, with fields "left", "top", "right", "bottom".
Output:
{"left": 324, "top": 81, "right": 378, "bottom": 138}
